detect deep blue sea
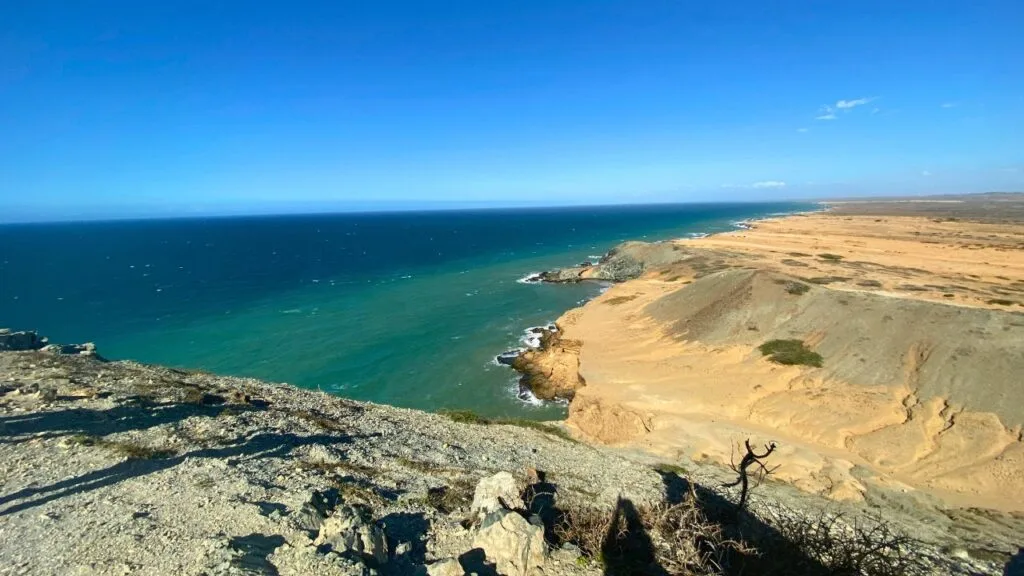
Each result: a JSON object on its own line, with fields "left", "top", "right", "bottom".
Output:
{"left": 0, "top": 203, "right": 812, "bottom": 419}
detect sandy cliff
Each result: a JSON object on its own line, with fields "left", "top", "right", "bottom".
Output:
{"left": 516, "top": 202, "right": 1024, "bottom": 514}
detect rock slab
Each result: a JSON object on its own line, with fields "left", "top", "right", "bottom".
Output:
{"left": 472, "top": 510, "right": 545, "bottom": 576}
{"left": 471, "top": 472, "right": 524, "bottom": 517}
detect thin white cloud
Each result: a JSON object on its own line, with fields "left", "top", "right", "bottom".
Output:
{"left": 796, "top": 127, "right": 809, "bottom": 133}
{"left": 1000, "top": 167, "right": 1019, "bottom": 173}
{"left": 941, "top": 102, "right": 958, "bottom": 109}
{"left": 752, "top": 181, "right": 787, "bottom": 189}
{"left": 814, "top": 97, "right": 877, "bottom": 121}
{"left": 871, "top": 107, "right": 881, "bottom": 115}
{"left": 836, "top": 97, "right": 874, "bottom": 110}
{"left": 921, "top": 170, "right": 932, "bottom": 177}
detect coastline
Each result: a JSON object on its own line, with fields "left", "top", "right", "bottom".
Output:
{"left": 508, "top": 197, "right": 1024, "bottom": 512}
{"left": 4, "top": 334, "right": 1020, "bottom": 574}
{"left": 496, "top": 205, "right": 825, "bottom": 403}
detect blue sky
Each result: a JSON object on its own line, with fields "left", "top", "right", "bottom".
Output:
{"left": 2, "top": 1, "right": 1023, "bottom": 221}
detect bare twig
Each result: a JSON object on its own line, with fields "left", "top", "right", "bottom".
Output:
{"left": 723, "top": 439, "right": 778, "bottom": 509}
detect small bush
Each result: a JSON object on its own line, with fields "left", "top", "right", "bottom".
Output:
{"left": 817, "top": 253, "right": 844, "bottom": 261}
{"left": 787, "top": 252, "right": 812, "bottom": 257}
{"left": 654, "top": 463, "right": 689, "bottom": 476}
{"left": 758, "top": 340, "right": 823, "bottom": 367}
{"left": 425, "top": 480, "right": 474, "bottom": 513}
{"left": 805, "top": 276, "right": 849, "bottom": 285}
{"left": 556, "top": 499, "right": 921, "bottom": 576}
{"left": 784, "top": 281, "right": 810, "bottom": 295}
{"left": 857, "top": 279, "right": 883, "bottom": 288}
{"left": 441, "top": 410, "right": 489, "bottom": 424}
{"left": 988, "top": 298, "right": 1016, "bottom": 306}
{"left": 108, "top": 441, "right": 176, "bottom": 460}
{"left": 605, "top": 295, "right": 639, "bottom": 305}
{"left": 293, "top": 409, "right": 348, "bottom": 431}
{"left": 64, "top": 434, "right": 175, "bottom": 459}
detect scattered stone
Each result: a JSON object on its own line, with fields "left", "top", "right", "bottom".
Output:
{"left": 270, "top": 542, "right": 373, "bottom": 576}
{"left": 293, "top": 490, "right": 339, "bottom": 536}
{"left": 313, "top": 504, "right": 388, "bottom": 566}
{"left": 472, "top": 509, "right": 546, "bottom": 576}
{"left": 471, "top": 472, "right": 524, "bottom": 517}
{"left": 425, "top": 557, "right": 464, "bottom": 576}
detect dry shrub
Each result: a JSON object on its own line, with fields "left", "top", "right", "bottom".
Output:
{"left": 555, "top": 499, "right": 747, "bottom": 575}
{"left": 554, "top": 498, "right": 922, "bottom": 576}
{"left": 761, "top": 508, "right": 922, "bottom": 576}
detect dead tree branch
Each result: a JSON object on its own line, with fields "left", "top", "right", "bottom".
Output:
{"left": 723, "top": 439, "right": 778, "bottom": 509}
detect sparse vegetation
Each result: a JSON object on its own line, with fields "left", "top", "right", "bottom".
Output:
{"left": 988, "top": 298, "right": 1017, "bottom": 306}
{"left": 292, "top": 408, "right": 348, "bottom": 432}
{"left": 857, "top": 279, "right": 883, "bottom": 288}
{"left": 553, "top": 497, "right": 919, "bottom": 576}
{"left": 787, "top": 252, "right": 812, "bottom": 257}
{"left": 757, "top": 340, "right": 823, "bottom": 367}
{"left": 440, "top": 410, "right": 577, "bottom": 442}
{"left": 65, "top": 434, "right": 175, "bottom": 460}
{"left": 817, "top": 253, "right": 844, "bottom": 261}
{"left": 397, "top": 457, "right": 446, "bottom": 474}
{"left": 424, "top": 480, "right": 475, "bottom": 513}
{"left": 605, "top": 295, "right": 639, "bottom": 305}
{"left": 441, "top": 409, "right": 489, "bottom": 424}
{"left": 336, "top": 481, "right": 389, "bottom": 508}
{"left": 805, "top": 276, "right": 849, "bottom": 285}
{"left": 782, "top": 281, "right": 810, "bottom": 295}
{"left": 654, "top": 463, "right": 689, "bottom": 476}
{"left": 780, "top": 259, "right": 809, "bottom": 267}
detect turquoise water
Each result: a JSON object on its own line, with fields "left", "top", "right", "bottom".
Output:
{"left": 0, "top": 203, "right": 811, "bottom": 419}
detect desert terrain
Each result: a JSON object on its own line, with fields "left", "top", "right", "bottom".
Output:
{"left": 520, "top": 195, "right": 1024, "bottom": 513}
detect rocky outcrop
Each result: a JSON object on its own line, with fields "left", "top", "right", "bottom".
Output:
{"left": 470, "top": 471, "right": 524, "bottom": 518}
{"left": 537, "top": 241, "right": 694, "bottom": 285}
{"left": 509, "top": 330, "right": 584, "bottom": 401}
{"left": 0, "top": 328, "right": 101, "bottom": 359}
{"left": 473, "top": 510, "right": 546, "bottom": 576}
{"left": 313, "top": 504, "right": 389, "bottom": 566}
{"left": 0, "top": 329, "right": 46, "bottom": 351}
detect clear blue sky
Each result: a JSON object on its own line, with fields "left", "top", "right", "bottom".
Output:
{"left": 2, "top": 1, "right": 1022, "bottom": 221}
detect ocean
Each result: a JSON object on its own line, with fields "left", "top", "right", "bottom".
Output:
{"left": 0, "top": 202, "right": 812, "bottom": 419}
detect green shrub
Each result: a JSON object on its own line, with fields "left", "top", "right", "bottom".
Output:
{"left": 654, "top": 463, "right": 689, "bottom": 476}
{"left": 605, "top": 295, "right": 639, "bottom": 305}
{"left": 784, "top": 282, "right": 809, "bottom": 295}
{"left": 988, "top": 298, "right": 1016, "bottom": 306}
{"left": 758, "top": 340, "right": 823, "bottom": 367}
{"left": 440, "top": 410, "right": 576, "bottom": 442}
{"left": 441, "top": 410, "right": 489, "bottom": 424}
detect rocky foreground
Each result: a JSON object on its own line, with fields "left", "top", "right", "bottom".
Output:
{"left": 1, "top": 332, "right": 1021, "bottom": 575}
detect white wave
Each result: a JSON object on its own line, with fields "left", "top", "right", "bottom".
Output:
{"left": 517, "top": 272, "right": 544, "bottom": 284}
{"left": 516, "top": 384, "right": 546, "bottom": 406}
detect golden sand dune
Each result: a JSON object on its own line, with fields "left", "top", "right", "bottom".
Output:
{"left": 529, "top": 206, "right": 1024, "bottom": 512}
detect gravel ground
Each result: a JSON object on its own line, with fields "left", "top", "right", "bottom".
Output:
{"left": 0, "top": 348, "right": 1018, "bottom": 575}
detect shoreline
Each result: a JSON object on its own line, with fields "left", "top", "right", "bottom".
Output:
{"left": 496, "top": 205, "right": 824, "bottom": 403}
{"left": 507, "top": 197, "right": 1024, "bottom": 512}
